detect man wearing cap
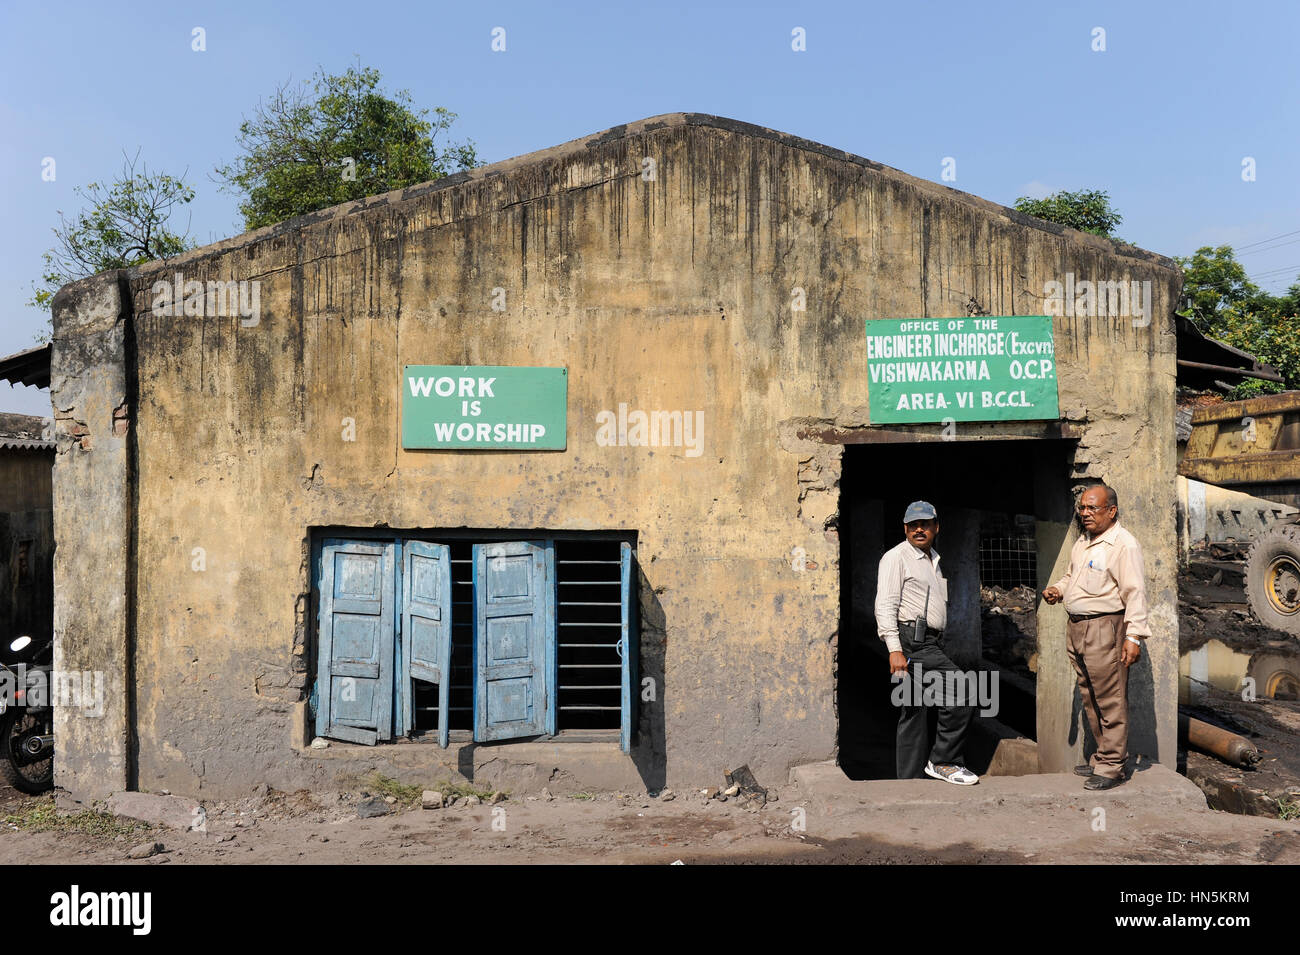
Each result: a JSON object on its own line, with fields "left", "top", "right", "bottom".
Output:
{"left": 1043, "top": 483, "right": 1149, "bottom": 791}
{"left": 874, "top": 501, "right": 978, "bottom": 785}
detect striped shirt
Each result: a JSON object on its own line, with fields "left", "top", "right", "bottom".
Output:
{"left": 874, "top": 539, "right": 948, "bottom": 654}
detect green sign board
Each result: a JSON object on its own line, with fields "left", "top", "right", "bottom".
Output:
{"left": 401, "top": 365, "right": 567, "bottom": 449}
{"left": 866, "top": 316, "right": 1059, "bottom": 423}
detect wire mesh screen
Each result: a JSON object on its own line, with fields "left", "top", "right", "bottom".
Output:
{"left": 979, "top": 536, "right": 1038, "bottom": 589}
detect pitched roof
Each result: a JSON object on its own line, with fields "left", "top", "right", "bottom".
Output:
{"left": 116, "top": 113, "right": 1179, "bottom": 278}
{"left": 0, "top": 344, "right": 51, "bottom": 389}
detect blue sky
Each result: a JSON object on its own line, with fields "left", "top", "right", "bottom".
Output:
{"left": 3, "top": 0, "right": 1298, "bottom": 415}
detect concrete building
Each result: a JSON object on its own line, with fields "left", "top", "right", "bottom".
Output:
{"left": 47, "top": 114, "right": 1182, "bottom": 802}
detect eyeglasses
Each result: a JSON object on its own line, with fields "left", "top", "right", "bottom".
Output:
{"left": 1076, "top": 504, "right": 1114, "bottom": 514}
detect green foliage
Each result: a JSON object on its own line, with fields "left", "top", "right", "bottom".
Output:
{"left": 215, "top": 63, "right": 477, "bottom": 231}
{"left": 28, "top": 151, "right": 195, "bottom": 332}
{"left": 3, "top": 796, "right": 152, "bottom": 838}
{"left": 357, "top": 772, "right": 502, "bottom": 807}
{"left": 363, "top": 771, "right": 425, "bottom": 809}
{"left": 1210, "top": 307, "right": 1300, "bottom": 399}
{"left": 1277, "top": 794, "right": 1300, "bottom": 821}
{"left": 1175, "top": 245, "right": 1300, "bottom": 398}
{"left": 1174, "top": 245, "right": 1261, "bottom": 332}
{"left": 1013, "top": 189, "right": 1123, "bottom": 238}
{"left": 435, "top": 779, "right": 500, "bottom": 801}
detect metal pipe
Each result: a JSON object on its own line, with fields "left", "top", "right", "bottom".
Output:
{"left": 23, "top": 735, "right": 53, "bottom": 756}
{"left": 1176, "top": 359, "right": 1285, "bottom": 383}
{"left": 1187, "top": 716, "right": 1261, "bottom": 767}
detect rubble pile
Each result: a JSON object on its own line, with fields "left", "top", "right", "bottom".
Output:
{"left": 980, "top": 584, "right": 1038, "bottom": 673}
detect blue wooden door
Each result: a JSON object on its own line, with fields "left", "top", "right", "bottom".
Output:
{"left": 619, "top": 542, "right": 638, "bottom": 753}
{"left": 317, "top": 540, "right": 396, "bottom": 745}
{"left": 473, "top": 541, "right": 553, "bottom": 741}
{"left": 402, "top": 541, "right": 453, "bottom": 747}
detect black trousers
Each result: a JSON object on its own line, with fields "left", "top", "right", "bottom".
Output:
{"left": 895, "top": 626, "right": 975, "bottom": 778}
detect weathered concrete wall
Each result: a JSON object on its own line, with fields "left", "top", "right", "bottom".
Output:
{"left": 54, "top": 114, "right": 1181, "bottom": 798}
{"left": 50, "top": 277, "right": 132, "bottom": 799}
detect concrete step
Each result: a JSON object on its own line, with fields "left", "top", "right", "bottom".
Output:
{"left": 789, "top": 760, "right": 1209, "bottom": 819}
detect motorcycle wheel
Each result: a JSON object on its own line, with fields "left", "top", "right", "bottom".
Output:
{"left": 0, "top": 709, "right": 53, "bottom": 794}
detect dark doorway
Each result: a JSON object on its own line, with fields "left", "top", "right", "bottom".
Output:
{"left": 836, "top": 438, "right": 1072, "bottom": 779}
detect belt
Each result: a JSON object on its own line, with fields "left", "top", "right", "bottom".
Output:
{"left": 898, "top": 620, "right": 943, "bottom": 637}
{"left": 1067, "top": 610, "right": 1124, "bottom": 623}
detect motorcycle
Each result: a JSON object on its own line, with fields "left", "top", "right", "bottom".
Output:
{"left": 0, "top": 632, "right": 54, "bottom": 794}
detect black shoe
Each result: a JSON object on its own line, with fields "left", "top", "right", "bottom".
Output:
{"left": 1073, "top": 764, "right": 1094, "bottom": 777}
{"left": 1084, "top": 774, "right": 1123, "bottom": 791}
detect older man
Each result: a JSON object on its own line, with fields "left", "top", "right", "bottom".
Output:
{"left": 875, "top": 501, "right": 978, "bottom": 785}
{"left": 1043, "top": 484, "right": 1150, "bottom": 790}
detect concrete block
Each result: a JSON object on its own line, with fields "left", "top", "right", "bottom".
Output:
{"left": 986, "top": 737, "right": 1040, "bottom": 777}
{"left": 789, "top": 760, "right": 1208, "bottom": 824}
{"left": 289, "top": 701, "right": 310, "bottom": 750}
{"left": 107, "top": 792, "right": 203, "bottom": 830}
{"left": 964, "top": 716, "right": 1040, "bottom": 776}
{"left": 303, "top": 739, "right": 645, "bottom": 795}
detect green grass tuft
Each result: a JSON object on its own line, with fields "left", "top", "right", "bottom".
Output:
{"left": 1277, "top": 794, "right": 1300, "bottom": 822}
{"left": 3, "top": 797, "right": 152, "bottom": 838}
{"left": 435, "top": 779, "right": 499, "bottom": 801}
{"left": 363, "top": 772, "right": 424, "bottom": 808}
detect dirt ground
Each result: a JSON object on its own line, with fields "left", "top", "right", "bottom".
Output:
{"left": 2, "top": 777, "right": 1297, "bottom": 865}
{"left": 1184, "top": 687, "right": 1300, "bottom": 815}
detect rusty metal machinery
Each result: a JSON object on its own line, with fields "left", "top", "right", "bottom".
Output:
{"left": 1180, "top": 392, "right": 1300, "bottom": 635}
{"left": 1180, "top": 392, "right": 1300, "bottom": 507}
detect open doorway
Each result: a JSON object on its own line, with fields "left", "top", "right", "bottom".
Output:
{"left": 836, "top": 437, "right": 1073, "bottom": 779}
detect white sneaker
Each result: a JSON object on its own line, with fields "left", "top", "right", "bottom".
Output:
{"left": 925, "top": 761, "right": 979, "bottom": 785}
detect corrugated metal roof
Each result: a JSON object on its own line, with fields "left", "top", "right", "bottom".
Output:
{"left": 1176, "top": 316, "right": 1280, "bottom": 390}
{"left": 0, "top": 344, "right": 51, "bottom": 389}
{"left": 0, "top": 413, "right": 53, "bottom": 449}
{"left": 1176, "top": 406, "right": 1194, "bottom": 444}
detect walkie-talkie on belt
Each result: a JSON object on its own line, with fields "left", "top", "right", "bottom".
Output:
{"left": 913, "top": 584, "right": 930, "bottom": 643}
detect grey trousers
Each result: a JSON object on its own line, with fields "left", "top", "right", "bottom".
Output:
{"left": 895, "top": 625, "right": 975, "bottom": 778}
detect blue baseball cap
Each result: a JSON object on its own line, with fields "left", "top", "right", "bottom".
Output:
{"left": 903, "top": 501, "right": 938, "bottom": 523}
